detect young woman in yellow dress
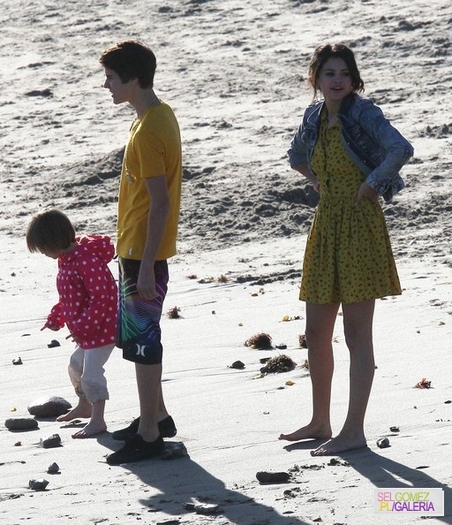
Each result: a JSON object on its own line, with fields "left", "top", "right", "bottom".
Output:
{"left": 279, "top": 43, "right": 413, "bottom": 456}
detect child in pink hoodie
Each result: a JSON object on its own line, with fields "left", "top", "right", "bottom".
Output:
{"left": 26, "top": 209, "right": 117, "bottom": 438}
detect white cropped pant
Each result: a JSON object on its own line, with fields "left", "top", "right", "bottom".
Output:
{"left": 68, "top": 344, "right": 114, "bottom": 404}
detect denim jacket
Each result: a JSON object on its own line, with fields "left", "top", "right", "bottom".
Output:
{"left": 288, "top": 94, "right": 414, "bottom": 202}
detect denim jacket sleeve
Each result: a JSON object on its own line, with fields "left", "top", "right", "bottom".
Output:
{"left": 287, "top": 103, "right": 321, "bottom": 170}
{"left": 342, "top": 97, "right": 414, "bottom": 201}
{"left": 288, "top": 96, "right": 414, "bottom": 203}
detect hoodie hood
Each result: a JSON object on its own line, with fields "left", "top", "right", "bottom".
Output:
{"left": 59, "top": 235, "right": 115, "bottom": 266}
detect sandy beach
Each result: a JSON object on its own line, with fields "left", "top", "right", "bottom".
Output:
{"left": 1, "top": 0, "right": 451, "bottom": 523}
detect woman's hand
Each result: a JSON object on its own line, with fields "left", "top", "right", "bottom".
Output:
{"left": 355, "top": 182, "right": 379, "bottom": 205}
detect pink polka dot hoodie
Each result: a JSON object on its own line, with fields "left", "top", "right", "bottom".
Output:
{"left": 45, "top": 235, "right": 117, "bottom": 350}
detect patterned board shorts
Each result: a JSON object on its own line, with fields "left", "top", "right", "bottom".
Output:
{"left": 117, "top": 257, "right": 169, "bottom": 365}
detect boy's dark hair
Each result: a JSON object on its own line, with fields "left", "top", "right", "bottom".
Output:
{"left": 26, "top": 209, "right": 76, "bottom": 254}
{"left": 308, "top": 43, "right": 365, "bottom": 100}
{"left": 99, "top": 40, "right": 157, "bottom": 88}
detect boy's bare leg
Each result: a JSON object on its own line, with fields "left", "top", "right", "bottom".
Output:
{"left": 135, "top": 362, "right": 162, "bottom": 443}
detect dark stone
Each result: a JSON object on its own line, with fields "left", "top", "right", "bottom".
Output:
{"left": 40, "top": 434, "right": 62, "bottom": 449}
{"left": 161, "top": 441, "right": 188, "bottom": 460}
{"left": 47, "top": 462, "right": 60, "bottom": 474}
{"left": 47, "top": 339, "right": 60, "bottom": 348}
{"left": 229, "top": 360, "right": 245, "bottom": 369}
{"left": 12, "top": 357, "right": 23, "bottom": 365}
{"left": 27, "top": 396, "right": 71, "bottom": 417}
{"left": 256, "top": 471, "right": 290, "bottom": 483}
{"left": 5, "top": 418, "right": 39, "bottom": 431}
{"left": 28, "top": 479, "right": 49, "bottom": 491}
{"left": 377, "top": 437, "right": 390, "bottom": 449}
{"left": 184, "top": 502, "right": 220, "bottom": 515}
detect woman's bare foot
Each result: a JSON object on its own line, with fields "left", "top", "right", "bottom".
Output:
{"left": 72, "top": 420, "right": 107, "bottom": 439}
{"left": 310, "top": 433, "right": 367, "bottom": 456}
{"left": 278, "top": 422, "right": 332, "bottom": 442}
{"left": 56, "top": 405, "right": 92, "bottom": 422}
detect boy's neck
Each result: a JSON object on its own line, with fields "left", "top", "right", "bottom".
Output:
{"left": 134, "top": 89, "right": 160, "bottom": 119}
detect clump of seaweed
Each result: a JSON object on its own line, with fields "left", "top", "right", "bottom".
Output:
{"left": 414, "top": 377, "right": 431, "bottom": 389}
{"left": 167, "top": 306, "right": 181, "bottom": 319}
{"left": 245, "top": 332, "right": 273, "bottom": 350}
{"left": 260, "top": 354, "right": 296, "bottom": 374}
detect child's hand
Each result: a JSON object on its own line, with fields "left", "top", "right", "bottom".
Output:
{"left": 41, "top": 322, "right": 59, "bottom": 332}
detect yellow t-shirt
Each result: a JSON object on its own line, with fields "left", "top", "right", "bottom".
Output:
{"left": 116, "top": 100, "right": 182, "bottom": 261}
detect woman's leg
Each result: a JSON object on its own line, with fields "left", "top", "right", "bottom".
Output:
{"left": 311, "top": 299, "right": 375, "bottom": 455}
{"left": 279, "top": 302, "right": 340, "bottom": 442}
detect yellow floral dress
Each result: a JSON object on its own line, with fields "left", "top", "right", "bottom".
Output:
{"left": 300, "top": 109, "right": 401, "bottom": 304}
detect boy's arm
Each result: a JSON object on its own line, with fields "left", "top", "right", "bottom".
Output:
{"left": 137, "top": 174, "right": 170, "bottom": 300}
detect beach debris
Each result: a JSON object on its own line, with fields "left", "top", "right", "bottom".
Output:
{"left": 10, "top": 407, "right": 17, "bottom": 412}
{"left": 285, "top": 380, "right": 295, "bottom": 386}
{"left": 260, "top": 354, "right": 296, "bottom": 374}
{"left": 47, "top": 339, "right": 60, "bottom": 348}
{"left": 40, "top": 434, "right": 62, "bottom": 449}
{"left": 167, "top": 306, "right": 181, "bottom": 319}
{"left": 0, "top": 460, "right": 26, "bottom": 467}
{"left": 284, "top": 487, "right": 302, "bottom": 498}
{"left": 28, "top": 478, "right": 49, "bottom": 491}
{"left": 376, "top": 437, "right": 390, "bottom": 449}
{"left": 160, "top": 442, "right": 188, "bottom": 460}
{"left": 12, "top": 357, "right": 23, "bottom": 365}
{"left": 47, "top": 462, "right": 60, "bottom": 474}
{"left": 282, "top": 315, "right": 300, "bottom": 322}
{"left": 14, "top": 441, "right": 22, "bottom": 446}
{"left": 390, "top": 426, "right": 400, "bottom": 432}
{"left": 298, "top": 334, "right": 307, "bottom": 348}
{"left": 256, "top": 471, "right": 291, "bottom": 484}
{"left": 5, "top": 418, "right": 39, "bottom": 431}
{"left": 328, "top": 458, "right": 349, "bottom": 466}
{"left": 25, "top": 88, "right": 53, "bottom": 98}
{"left": 184, "top": 502, "right": 220, "bottom": 515}
{"left": 27, "top": 396, "right": 72, "bottom": 417}
{"left": 414, "top": 377, "right": 431, "bottom": 389}
{"left": 301, "top": 359, "right": 309, "bottom": 370}
{"left": 445, "top": 400, "right": 451, "bottom": 404}
{"left": 275, "top": 343, "right": 287, "bottom": 349}
{"left": 245, "top": 332, "right": 272, "bottom": 349}
{"left": 229, "top": 360, "right": 245, "bottom": 370}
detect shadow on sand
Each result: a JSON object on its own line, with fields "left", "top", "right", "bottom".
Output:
{"left": 98, "top": 433, "right": 310, "bottom": 525}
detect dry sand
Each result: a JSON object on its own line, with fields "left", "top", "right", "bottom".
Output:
{"left": 1, "top": 0, "right": 451, "bottom": 524}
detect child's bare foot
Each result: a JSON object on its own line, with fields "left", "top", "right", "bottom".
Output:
{"left": 278, "top": 422, "right": 332, "bottom": 442}
{"left": 310, "top": 434, "right": 367, "bottom": 456}
{"left": 57, "top": 406, "right": 92, "bottom": 422}
{"left": 72, "top": 420, "right": 107, "bottom": 439}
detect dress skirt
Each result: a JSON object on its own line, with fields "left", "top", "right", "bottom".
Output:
{"left": 299, "top": 112, "right": 401, "bottom": 304}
